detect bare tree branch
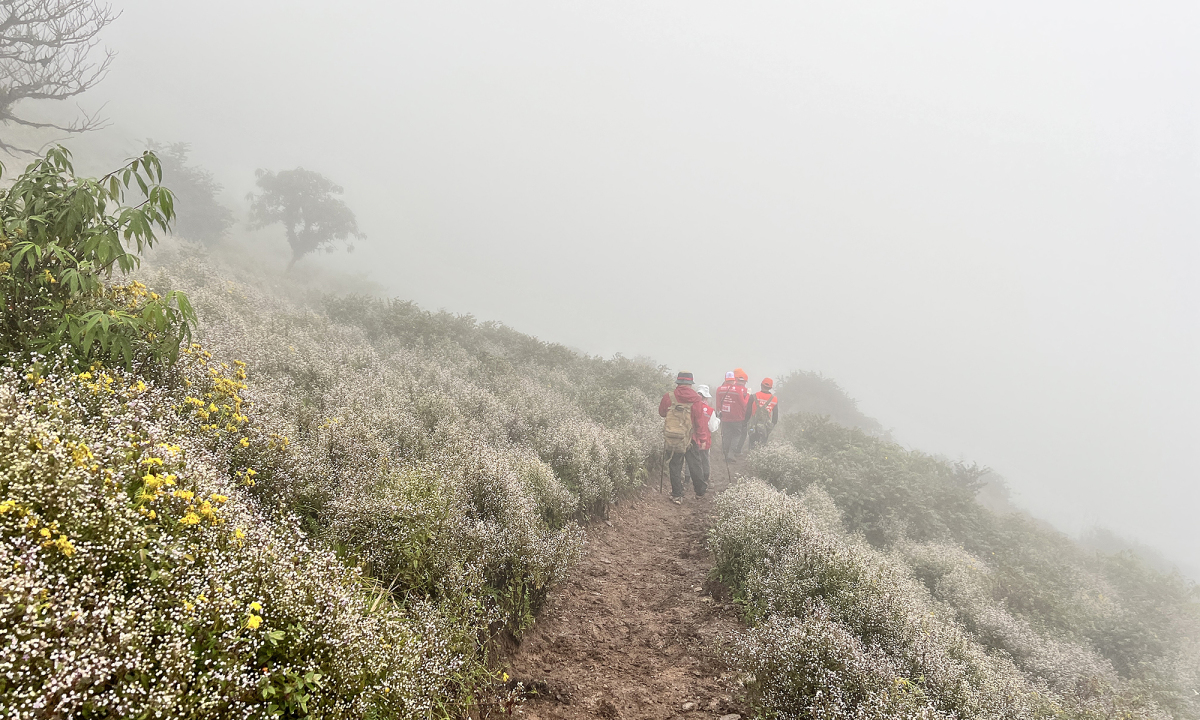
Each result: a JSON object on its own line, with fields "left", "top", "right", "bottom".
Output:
{"left": 0, "top": 0, "right": 117, "bottom": 154}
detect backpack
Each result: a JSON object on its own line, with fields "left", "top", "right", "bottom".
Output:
{"left": 662, "top": 390, "right": 694, "bottom": 453}
{"left": 750, "top": 393, "right": 775, "bottom": 437}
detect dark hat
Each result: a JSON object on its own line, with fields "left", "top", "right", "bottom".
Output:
{"left": 675, "top": 371, "right": 694, "bottom": 385}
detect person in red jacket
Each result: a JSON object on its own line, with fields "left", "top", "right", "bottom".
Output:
{"left": 691, "top": 384, "right": 717, "bottom": 491}
{"left": 658, "top": 371, "right": 711, "bottom": 503}
{"left": 746, "top": 377, "right": 779, "bottom": 450}
{"left": 715, "top": 368, "right": 752, "bottom": 460}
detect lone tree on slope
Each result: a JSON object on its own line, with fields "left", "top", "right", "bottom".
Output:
{"left": 0, "top": 0, "right": 118, "bottom": 155}
{"left": 247, "top": 168, "right": 362, "bottom": 270}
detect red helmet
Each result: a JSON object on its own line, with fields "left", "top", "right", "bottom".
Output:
{"left": 734, "top": 368, "right": 748, "bottom": 381}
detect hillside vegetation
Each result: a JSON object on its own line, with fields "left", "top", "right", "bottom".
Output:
{"left": 713, "top": 415, "right": 1200, "bottom": 719}
{"left": 4, "top": 150, "right": 1197, "bottom": 720}
{"left": 1, "top": 151, "right": 668, "bottom": 718}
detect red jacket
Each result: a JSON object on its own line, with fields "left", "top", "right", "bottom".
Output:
{"left": 694, "top": 403, "right": 716, "bottom": 450}
{"left": 714, "top": 380, "right": 751, "bottom": 422}
{"left": 659, "top": 386, "right": 713, "bottom": 447}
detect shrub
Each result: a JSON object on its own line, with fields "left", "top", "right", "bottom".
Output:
{"left": 1, "top": 225, "right": 669, "bottom": 716}
{"left": 0, "top": 357, "right": 488, "bottom": 719}
{"left": 0, "top": 147, "right": 195, "bottom": 369}
{"left": 711, "top": 481, "right": 1165, "bottom": 720}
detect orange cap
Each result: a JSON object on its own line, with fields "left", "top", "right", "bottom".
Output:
{"left": 734, "top": 368, "right": 748, "bottom": 381}
{"left": 761, "top": 377, "right": 774, "bottom": 389}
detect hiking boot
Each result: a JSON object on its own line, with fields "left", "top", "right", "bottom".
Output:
{"left": 671, "top": 496, "right": 683, "bottom": 506}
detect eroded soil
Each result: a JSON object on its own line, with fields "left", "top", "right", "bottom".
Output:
{"left": 499, "top": 454, "right": 750, "bottom": 720}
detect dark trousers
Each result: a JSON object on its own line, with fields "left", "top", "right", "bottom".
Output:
{"left": 748, "top": 424, "right": 773, "bottom": 450}
{"left": 669, "top": 445, "right": 707, "bottom": 497}
{"left": 722, "top": 420, "right": 747, "bottom": 458}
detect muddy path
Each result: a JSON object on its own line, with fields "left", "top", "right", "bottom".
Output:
{"left": 499, "top": 452, "right": 750, "bottom": 720}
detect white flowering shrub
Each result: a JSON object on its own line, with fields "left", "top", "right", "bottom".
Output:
{"left": 745, "top": 412, "right": 1200, "bottom": 719}
{"left": 1, "top": 238, "right": 670, "bottom": 717}
{"left": 710, "top": 481, "right": 1181, "bottom": 719}
{"left": 0, "top": 359, "right": 486, "bottom": 719}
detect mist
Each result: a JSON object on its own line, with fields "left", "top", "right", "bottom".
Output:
{"left": 27, "top": 1, "right": 1199, "bottom": 569}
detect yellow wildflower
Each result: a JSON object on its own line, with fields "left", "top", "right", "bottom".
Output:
{"left": 246, "top": 614, "right": 263, "bottom": 630}
{"left": 39, "top": 527, "right": 51, "bottom": 538}
{"left": 180, "top": 512, "right": 201, "bottom": 525}
{"left": 249, "top": 601, "right": 262, "bottom": 611}
{"left": 54, "top": 535, "right": 75, "bottom": 556}
{"left": 173, "top": 490, "right": 194, "bottom": 501}
{"left": 239, "top": 437, "right": 249, "bottom": 448}
{"left": 211, "top": 494, "right": 228, "bottom": 503}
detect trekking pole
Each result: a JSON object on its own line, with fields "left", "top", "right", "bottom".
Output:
{"left": 658, "top": 449, "right": 664, "bottom": 494}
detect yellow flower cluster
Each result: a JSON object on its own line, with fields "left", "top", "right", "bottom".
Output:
{"left": 77, "top": 368, "right": 117, "bottom": 396}
{"left": 107, "top": 280, "right": 161, "bottom": 309}
{"left": 18, "top": 513, "right": 77, "bottom": 557}
{"left": 180, "top": 348, "right": 251, "bottom": 435}
{"left": 73, "top": 363, "right": 150, "bottom": 400}
{"left": 235, "top": 468, "right": 258, "bottom": 487}
{"left": 245, "top": 601, "right": 264, "bottom": 630}
{"left": 131, "top": 443, "right": 227, "bottom": 529}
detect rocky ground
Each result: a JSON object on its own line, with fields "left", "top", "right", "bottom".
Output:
{"left": 497, "top": 453, "right": 751, "bottom": 720}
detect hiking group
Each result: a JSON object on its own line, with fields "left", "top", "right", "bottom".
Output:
{"left": 658, "top": 369, "right": 779, "bottom": 505}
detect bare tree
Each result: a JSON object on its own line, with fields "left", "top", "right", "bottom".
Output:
{"left": 0, "top": 0, "right": 118, "bottom": 155}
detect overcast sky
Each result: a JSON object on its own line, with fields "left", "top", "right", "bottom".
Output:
{"left": 43, "top": 1, "right": 1200, "bottom": 568}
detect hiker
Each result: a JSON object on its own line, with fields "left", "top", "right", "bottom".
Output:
{"left": 659, "top": 371, "right": 711, "bottom": 504}
{"left": 692, "top": 384, "right": 719, "bottom": 492}
{"left": 715, "top": 368, "right": 752, "bottom": 460}
{"left": 746, "top": 377, "right": 779, "bottom": 450}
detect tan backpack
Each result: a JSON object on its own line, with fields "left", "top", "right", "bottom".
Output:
{"left": 663, "top": 389, "right": 694, "bottom": 453}
{"left": 750, "top": 393, "right": 776, "bottom": 438}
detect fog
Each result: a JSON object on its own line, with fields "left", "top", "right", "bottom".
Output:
{"left": 25, "top": 2, "right": 1199, "bottom": 568}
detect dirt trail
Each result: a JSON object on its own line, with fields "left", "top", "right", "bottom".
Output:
{"left": 501, "top": 453, "right": 750, "bottom": 720}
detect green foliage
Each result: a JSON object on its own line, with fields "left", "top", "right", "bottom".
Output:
{"left": 248, "top": 167, "right": 362, "bottom": 268}
{"left": 0, "top": 146, "right": 195, "bottom": 368}
{"left": 146, "top": 140, "right": 234, "bottom": 244}
{"left": 753, "top": 415, "right": 987, "bottom": 546}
